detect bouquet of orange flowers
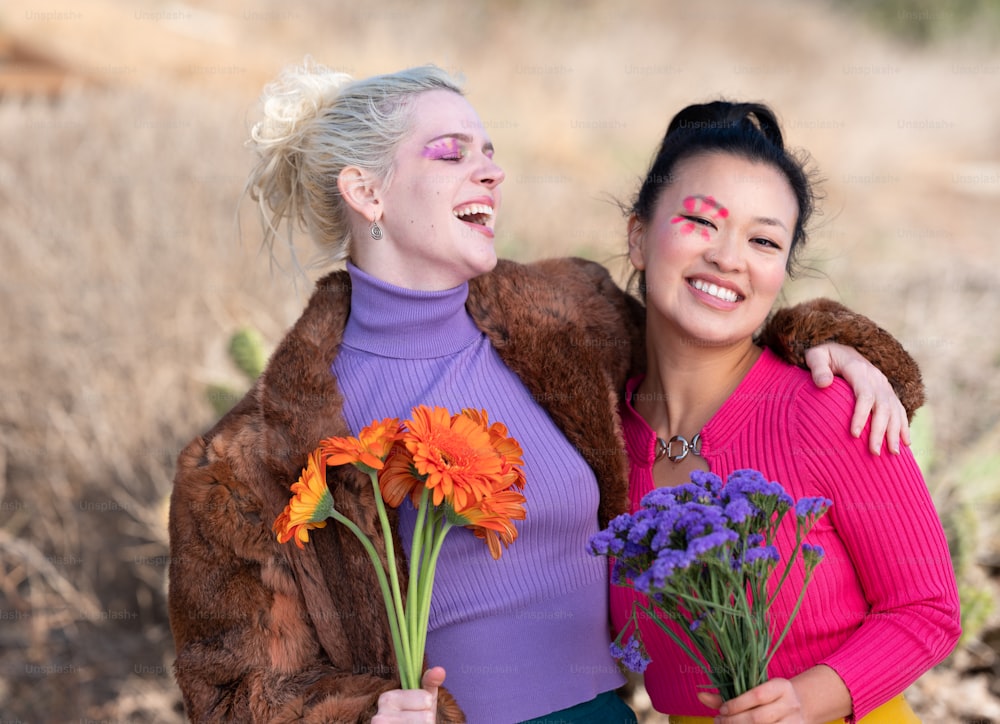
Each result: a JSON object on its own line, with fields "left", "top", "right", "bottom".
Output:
{"left": 273, "top": 405, "right": 527, "bottom": 690}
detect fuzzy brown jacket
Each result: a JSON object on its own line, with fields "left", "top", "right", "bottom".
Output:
{"left": 168, "top": 257, "right": 923, "bottom": 723}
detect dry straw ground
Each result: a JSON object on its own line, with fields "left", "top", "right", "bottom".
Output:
{"left": 1, "top": 0, "right": 999, "bottom": 721}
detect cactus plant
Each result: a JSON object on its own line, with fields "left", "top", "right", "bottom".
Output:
{"left": 205, "top": 327, "right": 268, "bottom": 416}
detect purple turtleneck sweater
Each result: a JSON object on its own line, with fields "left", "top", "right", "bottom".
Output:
{"left": 331, "top": 263, "right": 624, "bottom": 723}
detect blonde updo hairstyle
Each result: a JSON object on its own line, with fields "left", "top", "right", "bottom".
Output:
{"left": 246, "top": 60, "right": 463, "bottom": 264}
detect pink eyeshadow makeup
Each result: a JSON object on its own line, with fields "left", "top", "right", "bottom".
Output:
{"left": 422, "top": 137, "right": 464, "bottom": 159}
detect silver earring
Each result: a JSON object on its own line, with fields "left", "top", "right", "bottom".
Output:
{"left": 370, "top": 220, "right": 383, "bottom": 240}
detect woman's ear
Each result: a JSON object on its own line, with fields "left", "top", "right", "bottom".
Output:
{"left": 627, "top": 214, "right": 646, "bottom": 271}
{"left": 338, "top": 166, "right": 383, "bottom": 222}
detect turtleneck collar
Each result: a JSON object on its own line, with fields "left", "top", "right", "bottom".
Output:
{"left": 340, "top": 262, "right": 482, "bottom": 359}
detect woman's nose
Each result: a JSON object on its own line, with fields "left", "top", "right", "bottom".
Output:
{"left": 476, "top": 155, "right": 505, "bottom": 188}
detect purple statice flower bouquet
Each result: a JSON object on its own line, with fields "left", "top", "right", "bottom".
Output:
{"left": 589, "top": 469, "right": 830, "bottom": 701}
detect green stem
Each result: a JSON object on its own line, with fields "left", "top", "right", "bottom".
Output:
{"left": 762, "top": 568, "right": 815, "bottom": 672}
{"left": 745, "top": 567, "right": 773, "bottom": 689}
{"left": 328, "top": 509, "right": 412, "bottom": 688}
{"left": 405, "top": 486, "right": 432, "bottom": 684}
{"left": 367, "top": 472, "right": 413, "bottom": 687}
{"left": 767, "top": 528, "right": 803, "bottom": 608}
{"left": 414, "top": 514, "right": 454, "bottom": 683}
{"left": 643, "top": 603, "right": 718, "bottom": 689}
{"left": 410, "top": 492, "right": 441, "bottom": 688}
{"left": 672, "top": 589, "right": 742, "bottom": 617}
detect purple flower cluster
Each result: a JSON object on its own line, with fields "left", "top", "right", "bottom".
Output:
{"left": 589, "top": 469, "right": 803, "bottom": 593}
{"left": 590, "top": 468, "right": 832, "bottom": 684}
{"left": 609, "top": 634, "right": 650, "bottom": 674}
{"left": 796, "top": 496, "right": 833, "bottom": 521}
{"left": 723, "top": 468, "right": 795, "bottom": 513}
{"left": 802, "top": 542, "right": 826, "bottom": 565}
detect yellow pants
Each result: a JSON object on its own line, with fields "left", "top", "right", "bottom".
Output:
{"left": 669, "top": 694, "right": 919, "bottom": 723}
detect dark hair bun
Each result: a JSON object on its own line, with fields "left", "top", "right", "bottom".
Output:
{"left": 665, "top": 101, "right": 786, "bottom": 150}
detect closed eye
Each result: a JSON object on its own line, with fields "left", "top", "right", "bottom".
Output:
{"left": 423, "top": 136, "right": 466, "bottom": 161}
{"left": 752, "top": 237, "right": 782, "bottom": 250}
{"left": 684, "top": 215, "right": 716, "bottom": 229}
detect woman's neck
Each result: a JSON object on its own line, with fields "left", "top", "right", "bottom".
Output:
{"left": 634, "top": 333, "right": 762, "bottom": 442}
{"left": 341, "top": 261, "right": 480, "bottom": 359}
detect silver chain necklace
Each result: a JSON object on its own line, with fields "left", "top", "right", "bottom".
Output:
{"left": 654, "top": 433, "right": 703, "bottom": 463}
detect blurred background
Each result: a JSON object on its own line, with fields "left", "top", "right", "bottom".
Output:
{"left": 1, "top": 0, "right": 999, "bottom": 721}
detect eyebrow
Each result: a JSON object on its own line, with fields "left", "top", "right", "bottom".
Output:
{"left": 425, "top": 132, "right": 495, "bottom": 154}
{"left": 690, "top": 194, "right": 725, "bottom": 210}
{"left": 687, "top": 194, "right": 788, "bottom": 231}
{"left": 753, "top": 216, "right": 788, "bottom": 231}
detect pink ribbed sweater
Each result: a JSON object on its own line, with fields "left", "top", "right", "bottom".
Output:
{"left": 610, "top": 348, "right": 961, "bottom": 721}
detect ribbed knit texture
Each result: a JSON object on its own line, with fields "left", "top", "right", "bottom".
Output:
{"left": 332, "top": 263, "right": 624, "bottom": 723}
{"left": 610, "top": 348, "right": 960, "bottom": 721}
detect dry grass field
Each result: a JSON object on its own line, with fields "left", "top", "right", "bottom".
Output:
{"left": 1, "top": 0, "right": 999, "bottom": 721}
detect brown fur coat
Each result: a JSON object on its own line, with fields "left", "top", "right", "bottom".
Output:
{"left": 168, "top": 257, "right": 922, "bottom": 722}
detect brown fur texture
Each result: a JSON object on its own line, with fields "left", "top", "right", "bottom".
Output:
{"left": 757, "top": 297, "right": 925, "bottom": 420}
{"left": 168, "top": 258, "right": 923, "bottom": 722}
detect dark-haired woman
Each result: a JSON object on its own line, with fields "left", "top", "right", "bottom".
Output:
{"left": 611, "top": 101, "right": 960, "bottom": 723}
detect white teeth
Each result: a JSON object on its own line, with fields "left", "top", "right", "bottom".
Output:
{"left": 453, "top": 204, "right": 493, "bottom": 219}
{"left": 691, "top": 279, "right": 739, "bottom": 302}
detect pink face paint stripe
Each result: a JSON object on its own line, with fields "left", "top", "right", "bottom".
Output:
{"left": 681, "top": 194, "right": 729, "bottom": 218}
{"left": 673, "top": 195, "right": 730, "bottom": 238}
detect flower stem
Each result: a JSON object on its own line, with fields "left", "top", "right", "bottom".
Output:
{"left": 414, "top": 514, "right": 453, "bottom": 679}
{"left": 328, "top": 509, "right": 413, "bottom": 688}
{"left": 406, "top": 487, "right": 434, "bottom": 680}
{"left": 763, "top": 567, "right": 815, "bottom": 672}
{"left": 367, "top": 472, "right": 413, "bottom": 688}
{"left": 643, "top": 603, "right": 713, "bottom": 682}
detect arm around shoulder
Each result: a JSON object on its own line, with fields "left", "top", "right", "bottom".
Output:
{"left": 758, "top": 298, "right": 924, "bottom": 420}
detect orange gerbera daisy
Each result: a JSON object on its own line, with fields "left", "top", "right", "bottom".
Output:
{"left": 400, "top": 406, "right": 503, "bottom": 512}
{"left": 274, "top": 448, "right": 335, "bottom": 549}
{"left": 450, "top": 488, "right": 528, "bottom": 560}
{"left": 464, "top": 409, "right": 527, "bottom": 491}
{"left": 320, "top": 417, "right": 401, "bottom": 473}
{"left": 379, "top": 442, "right": 423, "bottom": 508}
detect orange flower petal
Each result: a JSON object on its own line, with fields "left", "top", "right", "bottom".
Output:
{"left": 320, "top": 436, "right": 363, "bottom": 466}
{"left": 400, "top": 406, "right": 504, "bottom": 509}
{"left": 478, "top": 529, "right": 503, "bottom": 560}
{"left": 357, "top": 417, "right": 403, "bottom": 465}
{"left": 274, "top": 448, "right": 335, "bottom": 548}
{"left": 380, "top": 445, "right": 423, "bottom": 508}
{"left": 320, "top": 418, "right": 401, "bottom": 472}
{"left": 451, "top": 488, "right": 527, "bottom": 559}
